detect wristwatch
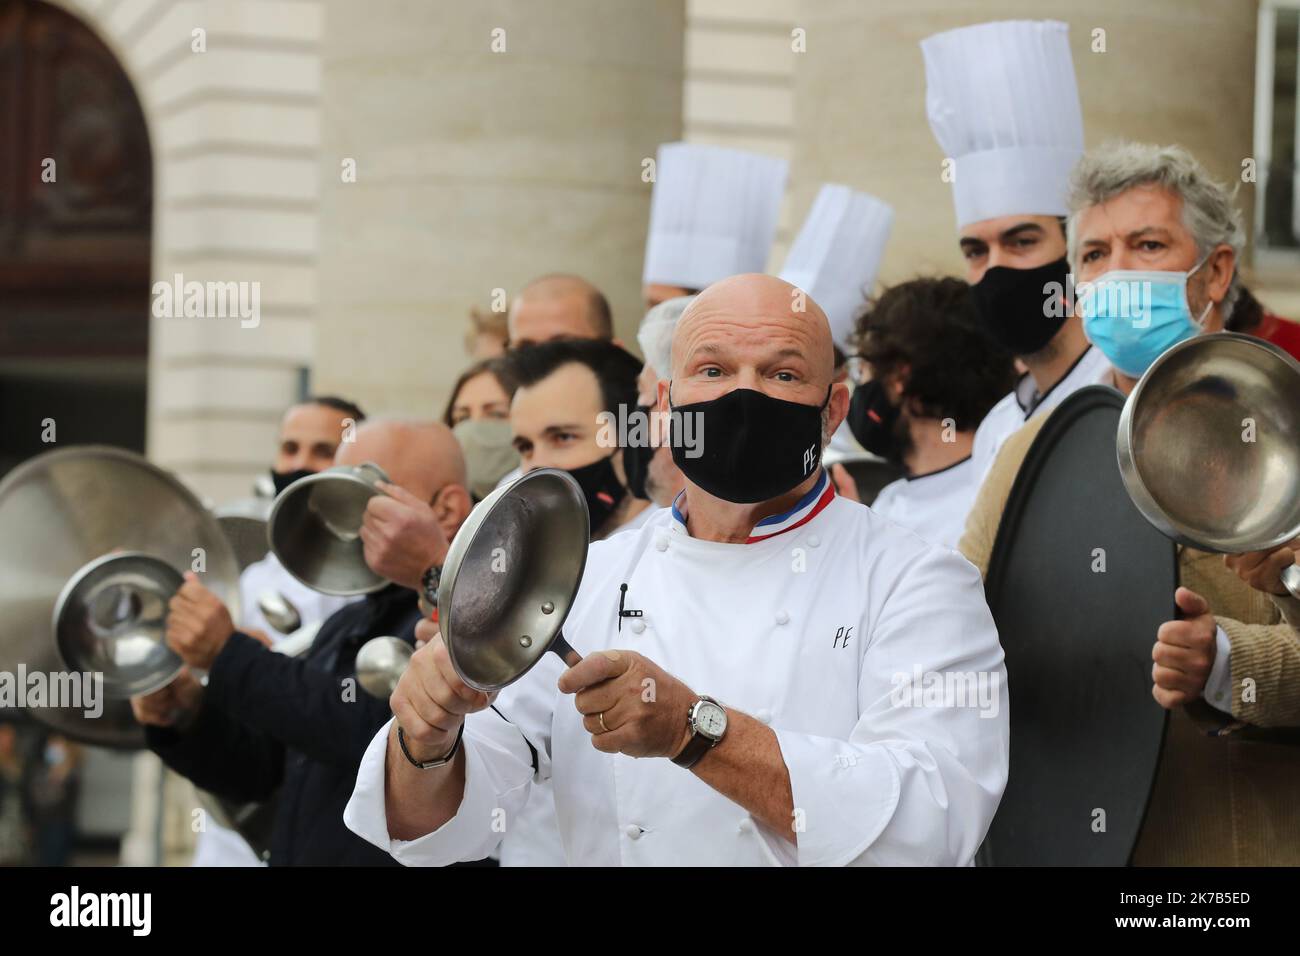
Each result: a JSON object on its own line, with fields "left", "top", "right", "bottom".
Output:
{"left": 420, "top": 562, "right": 442, "bottom": 608}
{"left": 398, "top": 722, "right": 464, "bottom": 770}
{"left": 671, "top": 696, "right": 728, "bottom": 769}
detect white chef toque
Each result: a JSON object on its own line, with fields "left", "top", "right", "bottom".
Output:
{"left": 642, "top": 142, "right": 788, "bottom": 290}
{"left": 921, "top": 19, "right": 1084, "bottom": 228}
{"left": 778, "top": 184, "right": 894, "bottom": 349}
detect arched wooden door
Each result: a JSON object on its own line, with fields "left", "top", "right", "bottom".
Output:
{"left": 0, "top": 0, "right": 152, "bottom": 478}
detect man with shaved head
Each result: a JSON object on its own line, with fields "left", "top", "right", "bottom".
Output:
{"left": 346, "top": 274, "right": 1009, "bottom": 867}
{"left": 132, "top": 420, "right": 474, "bottom": 865}
{"left": 507, "top": 273, "right": 613, "bottom": 349}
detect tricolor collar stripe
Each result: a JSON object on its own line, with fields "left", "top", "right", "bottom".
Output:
{"left": 746, "top": 476, "right": 834, "bottom": 543}
{"left": 670, "top": 492, "right": 687, "bottom": 528}
{"left": 753, "top": 469, "right": 828, "bottom": 529}
{"left": 669, "top": 469, "right": 834, "bottom": 543}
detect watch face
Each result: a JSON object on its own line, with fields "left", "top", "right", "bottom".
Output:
{"left": 696, "top": 702, "right": 727, "bottom": 738}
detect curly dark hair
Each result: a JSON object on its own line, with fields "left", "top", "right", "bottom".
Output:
{"left": 852, "top": 277, "right": 1015, "bottom": 432}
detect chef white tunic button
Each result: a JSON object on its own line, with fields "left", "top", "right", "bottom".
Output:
{"left": 655, "top": 535, "right": 669, "bottom": 552}
{"left": 624, "top": 824, "right": 642, "bottom": 840}
{"left": 631, "top": 619, "right": 646, "bottom": 634}
{"left": 774, "top": 610, "right": 789, "bottom": 625}
{"left": 737, "top": 818, "right": 753, "bottom": 834}
{"left": 807, "top": 535, "right": 821, "bottom": 548}
{"left": 756, "top": 708, "right": 772, "bottom": 724}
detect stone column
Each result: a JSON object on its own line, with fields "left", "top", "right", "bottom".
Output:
{"left": 314, "top": 0, "right": 685, "bottom": 416}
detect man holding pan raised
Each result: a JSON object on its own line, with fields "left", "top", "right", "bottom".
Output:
{"left": 960, "top": 141, "right": 1300, "bottom": 865}
{"left": 344, "top": 274, "right": 1009, "bottom": 866}
{"left": 131, "top": 420, "right": 474, "bottom": 865}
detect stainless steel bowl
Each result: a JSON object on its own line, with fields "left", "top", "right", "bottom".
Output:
{"left": 53, "top": 551, "right": 185, "bottom": 699}
{"left": 1118, "top": 332, "right": 1300, "bottom": 557}
{"left": 267, "top": 462, "right": 391, "bottom": 596}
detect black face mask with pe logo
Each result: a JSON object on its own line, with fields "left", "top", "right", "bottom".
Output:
{"left": 669, "top": 386, "right": 829, "bottom": 505}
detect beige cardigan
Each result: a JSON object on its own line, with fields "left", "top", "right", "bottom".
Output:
{"left": 960, "top": 411, "right": 1300, "bottom": 865}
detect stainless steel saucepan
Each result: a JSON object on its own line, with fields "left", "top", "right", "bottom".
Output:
{"left": 356, "top": 468, "right": 589, "bottom": 697}
{"left": 1117, "top": 332, "right": 1300, "bottom": 599}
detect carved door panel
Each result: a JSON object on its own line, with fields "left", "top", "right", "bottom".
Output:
{"left": 0, "top": 0, "right": 152, "bottom": 360}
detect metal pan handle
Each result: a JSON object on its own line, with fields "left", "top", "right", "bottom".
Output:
{"left": 548, "top": 631, "right": 582, "bottom": 668}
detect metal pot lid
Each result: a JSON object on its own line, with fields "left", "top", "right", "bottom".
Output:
{"left": 215, "top": 497, "right": 273, "bottom": 572}
{"left": 355, "top": 635, "right": 413, "bottom": 699}
{"left": 54, "top": 552, "right": 185, "bottom": 700}
{"left": 1118, "top": 332, "right": 1300, "bottom": 554}
{"left": 0, "top": 445, "right": 241, "bottom": 749}
{"left": 267, "top": 462, "right": 390, "bottom": 596}
{"left": 442, "top": 468, "right": 589, "bottom": 692}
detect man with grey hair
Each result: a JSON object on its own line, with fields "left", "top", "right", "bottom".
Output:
{"left": 1068, "top": 140, "right": 1244, "bottom": 365}
{"left": 960, "top": 141, "right": 1300, "bottom": 865}
{"left": 615, "top": 295, "right": 693, "bottom": 530}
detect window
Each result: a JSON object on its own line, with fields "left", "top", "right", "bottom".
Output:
{"left": 1255, "top": 1, "right": 1300, "bottom": 256}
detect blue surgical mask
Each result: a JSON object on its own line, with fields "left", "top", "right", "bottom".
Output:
{"left": 1078, "top": 254, "right": 1214, "bottom": 378}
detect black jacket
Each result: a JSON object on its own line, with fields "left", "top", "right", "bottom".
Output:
{"left": 147, "top": 584, "right": 422, "bottom": 866}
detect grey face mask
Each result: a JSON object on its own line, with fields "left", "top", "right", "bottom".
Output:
{"left": 452, "top": 418, "right": 519, "bottom": 500}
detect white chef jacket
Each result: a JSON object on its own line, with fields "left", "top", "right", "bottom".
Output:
{"left": 345, "top": 470, "right": 1008, "bottom": 866}
{"left": 191, "top": 552, "right": 359, "bottom": 868}
{"left": 970, "top": 346, "right": 1111, "bottom": 487}
{"left": 498, "top": 503, "right": 667, "bottom": 865}
{"left": 496, "top": 656, "right": 567, "bottom": 866}
{"left": 614, "top": 503, "right": 664, "bottom": 535}
{"left": 236, "top": 552, "right": 358, "bottom": 641}
{"left": 869, "top": 457, "right": 976, "bottom": 550}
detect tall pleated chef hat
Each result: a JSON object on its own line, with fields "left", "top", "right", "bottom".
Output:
{"left": 921, "top": 19, "right": 1084, "bottom": 228}
{"left": 642, "top": 142, "right": 788, "bottom": 290}
{"left": 778, "top": 184, "right": 894, "bottom": 349}
{"left": 637, "top": 295, "right": 696, "bottom": 378}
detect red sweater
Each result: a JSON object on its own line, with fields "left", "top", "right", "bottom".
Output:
{"left": 1256, "top": 311, "right": 1300, "bottom": 362}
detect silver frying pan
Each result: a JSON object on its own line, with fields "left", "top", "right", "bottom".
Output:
{"left": 1118, "top": 332, "right": 1300, "bottom": 599}
{"left": 356, "top": 467, "right": 589, "bottom": 696}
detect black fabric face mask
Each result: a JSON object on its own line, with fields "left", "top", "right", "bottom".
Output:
{"left": 271, "top": 467, "right": 315, "bottom": 496}
{"left": 566, "top": 454, "right": 627, "bottom": 533}
{"left": 846, "top": 379, "right": 904, "bottom": 462}
{"left": 970, "top": 256, "right": 1071, "bottom": 356}
{"left": 669, "top": 386, "right": 828, "bottom": 505}
{"left": 621, "top": 405, "right": 655, "bottom": 501}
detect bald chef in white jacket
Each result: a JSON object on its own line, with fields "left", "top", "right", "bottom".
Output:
{"left": 345, "top": 274, "right": 1009, "bottom": 866}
